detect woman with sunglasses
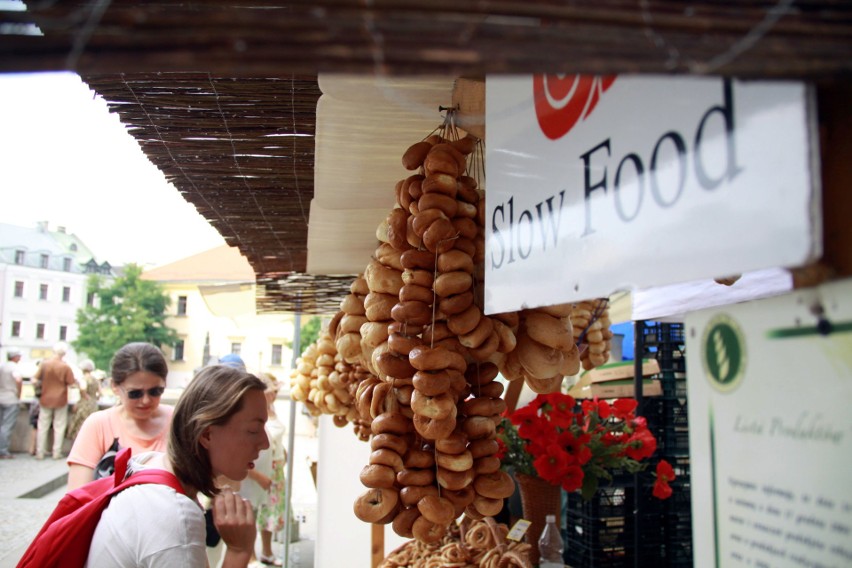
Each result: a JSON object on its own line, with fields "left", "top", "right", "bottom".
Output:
{"left": 66, "top": 342, "right": 173, "bottom": 490}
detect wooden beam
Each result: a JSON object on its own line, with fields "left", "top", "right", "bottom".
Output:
{"left": 452, "top": 77, "right": 485, "bottom": 140}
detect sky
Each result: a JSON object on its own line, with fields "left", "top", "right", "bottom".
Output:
{"left": 0, "top": 72, "right": 226, "bottom": 267}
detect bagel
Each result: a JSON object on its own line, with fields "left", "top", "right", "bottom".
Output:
{"left": 473, "top": 495, "right": 504, "bottom": 517}
{"left": 468, "top": 330, "right": 499, "bottom": 362}
{"left": 371, "top": 433, "right": 408, "bottom": 455}
{"left": 371, "top": 412, "right": 414, "bottom": 436}
{"left": 428, "top": 143, "right": 467, "bottom": 174}
{"left": 398, "top": 283, "right": 433, "bottom": 304}
{"left": 421, "top": 173, "right": 458, "bottom": 198}
{"left": 473, "top": 471, "right": 516, "bottom": 499}
{"left": 448, "top": 304, "right": 481, "bottom": 336}
{"left": 360, "top": 464, "right": 397, "bottom": 489}
{"left": 461, "top": 397, "right": 502, "bottom": 418}
{"left": 453, "top": 237, "right": 476, "bottom": 258}
{"left": 391, "top": 506, "right": 421, "bottom": 538}
{"left": 388, "top": 321, "right": 424, "bottom": 337}
{"left": 412, "top": 516, "right": 448, "bottom": 544}
{"left": 401, "top": 269, "right": 433, "bottom": 288}
{"left": 400, "top": 484, "right": 438, "bottom": 507}
{"left": 386, "top": 208, "right": 409, "bottom": 251}
{"left": 403, "top": 448, "right": 435, "bottom": 469}
{"left": 457, "top": 175, "right": 480, "bottom": 201}
{"left": 462, "top": 415, "right": 496, "bottom": 439}
{"left": 477, "top": 380, "right": 505, "bottom": 399}
{"left": 417, "top": 495, "right": 456, "bottom": 526}
{"left": 370, "top": 382, "right": 391, "bottom": 419}
{"left": 442, "top": 486, "right": 476, "bottom": 511}
{"left": 464, "top": 362, "right": 499, "bottom": 386}
{"left": 412, "top": 208, "right": 449, "bottom": 238}
{"left": 456, "top": 200, "right": 478, "bottom": 219}
{"left": 394, "top": 384, "right": 413, "bottom": 406}
{"left": 412, "top": 370, "right": 452, "bottom": 397}
{"left": 459, "top": 316, "right": 494, "bottom": 349}
{"left": 351, "top": 276, "right": 370, "bottom": 296}
{"left": 364, "top": 292, "right": 397, "bottom": 322}
{"left": 397, "top": 467, "right": 435, "bottom": 487}
{"left": 340, "top": 314, "right": 369, "bottom": 335}
{"left": 452, "top": 217, "right": 478, "bottom": 240}
{"left": 469, "top": 438, "right": 500, "bottom": 460}
{"left": 525, "top": 374, "right": 563, "bottom": 394}
{"left": 422, "top": 217, "right": 457, "bottom": 254}
{"left": 464, "top": 503, "right": 485, "bottom": 521}
{"left": 474, "top": 455, "right": 502, "bottom": 475}
{"left": 370, "top": 448, "right": 404, "bottom": 473}
{"left": 492, "top": 319, "right": 517, "bottom": 353}
{"left": 388, "top": 332, "right": 423, "bottom": 357}
{"left": 423, "top": 148, "right": 460, "bottom": 178}
{"left": 422, "top": 322, "right": 453, "bottom": 344}
{"left": 340, "top": 293, "right": 366, "bottom": 316}
{"left": 413, "top": 413, "right": 456, "bottom": 441}
{"left": 451, "top": 135, "right": 478, "bottom": 156}
{"left": 353, "top": 488, "right": 399, "bottom": 524}
{"left": 360, "top": 321, "right": 390, "bottom": 350}
{"left": 376, "top": 352, "right": 416, "bottom": 380}
{"left": 436, "top": 450, "right": 473, "bottom": 472}
{"left": 493, "top": 311, "right": 520, "bottom": 331}
{"left": 400, "top": 248, "right": 436, "bottom": 271}
{"left": 409, "top": 345, "right": 467, "bottom": 373}
{"left": 410, "top": 390, "right": 455, "bottom": 420}
{"left": 437, "top": 467, "right": 475, "bottom": 491}
{"left": 402, "top": 140, "right": 433, "bottom": 170}
{"left": 438, "top": 291, "right": 474, "bottom": 316}
{"left": 434, "top": 431, "right": 468, "bottom": 455}
{"left": 434, "top": 271, "right": 473, "bottom": 298}
{"left": 418, "top": 193, "right": 458, "bottom": 219}
{"left": 500, "top": 349, "right": 525, "bottom": 382}
{"left": 391, "top": 300, "right": 432, "bottom": 326}
{"left": 437, "top": 249, "right": 474, "bottom": 274}
{"left": 536, "top": 302, "right": 574, "bottom": 318}
{"left": 516, "top": 334, "right": 564, "bottom": 379}
{"left": 525, "top": 311, "right": 574, "bottom": 351}
{"left": 364, "top": 260, "right": 403, "bottom": 295}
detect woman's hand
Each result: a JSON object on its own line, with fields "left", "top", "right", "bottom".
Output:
{"left": 213, "top": 490, "right": 256, "bottom": 558}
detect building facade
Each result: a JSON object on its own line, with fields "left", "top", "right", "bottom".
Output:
{"left": 141, "top": 245, "right": 297, "bottom": 387}
{"left": 0, "top": 222, "right": 110, "bottom": 375}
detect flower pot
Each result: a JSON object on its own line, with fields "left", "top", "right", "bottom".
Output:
{"left": 514, "top": 472, "right": 562, "bottom": 565}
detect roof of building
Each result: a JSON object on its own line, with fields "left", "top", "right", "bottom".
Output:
{"left": 141, "top": 244, "right": 255, "bottom": 283}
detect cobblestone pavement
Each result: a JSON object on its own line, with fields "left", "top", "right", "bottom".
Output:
{"left": 0, "top": 452, "right": 68, "bottom": 567}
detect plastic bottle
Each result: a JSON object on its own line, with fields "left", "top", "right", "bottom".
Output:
{"left": 538, "top": 514, "right": 564, "bottom": 568}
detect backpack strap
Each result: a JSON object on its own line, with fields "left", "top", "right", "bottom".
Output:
{"left": 109, "top": 447, "right": 185, "bottom": 496}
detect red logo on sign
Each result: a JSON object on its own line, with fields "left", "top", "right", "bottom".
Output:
{"left": 533, "top": 74, "right": 617, "bottom": 140}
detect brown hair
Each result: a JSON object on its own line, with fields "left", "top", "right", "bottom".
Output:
{"left": 168, "top": 365, "right": 266, "bottom": 497}
{"left": 110, "top": 343, "right": 168, "bottom": 386}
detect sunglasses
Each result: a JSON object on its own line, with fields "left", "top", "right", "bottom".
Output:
{"left": 121, "top": 386, "right": 166, "bottom": 400}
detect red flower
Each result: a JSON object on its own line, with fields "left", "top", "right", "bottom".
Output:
{"left": 625, "top": 428, "right": 657, "bottom": 460}
{"left": 653, "top": 461, "right": 675, "bottom": 500}
{"left": 560, "top": 465, "right": 585, "bottom": 493}
{"left": 494, "top": 437, "right": 508, "bottom": 461}
{"left": 558, "top": 430, "right": 593, "bottom": 465}
{"left": 533, "top": 443, "right": 572, "bottom": 484}
{"left": 612, "top": 399, "right": 638, "bottom": 420}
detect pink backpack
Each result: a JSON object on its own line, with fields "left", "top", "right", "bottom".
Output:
{"left": 17, "top": 447, "right": 184, "bottom": 568}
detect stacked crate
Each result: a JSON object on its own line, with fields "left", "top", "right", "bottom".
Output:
{"left": 563, "top": 321, "right": 693, "bottom": 567}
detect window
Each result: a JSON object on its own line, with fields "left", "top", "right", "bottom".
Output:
{"left": 231, "top": 343, "right": 242, "bottom": 356}
{"left": 11, "top": 321, "right": 21, "bottom": 337}
{"left": 173, "top": 339, "right": 185, "bottom": 361}
{"left": 70, "top": 243, "right": 77, "bottom": 251}
{"left": 59, "top": 325, "right": 67, "bottom": 341}
{"left": 36, "top": 323, "right": 45, "bottom": 339}
{"left": 63, "top": 258, "right": 72, "bottom": 272}
{"left": 40, "top": 254, "right": 49, "bottom": 268}
{"left": 62, "top": 286, "right": 71, "bottom": 302}
{"left": 14, "top": 281, "right": 24, "bottom": 297}
{"left": 14, "top": 250, "right": 24, "bottom": 264}
{"left": 87, "top": 292, "right": 95, "bottom": 306}
{"left": 177, "top": 295, "right": 187, "bottom": 316}
{"left": 271, "top": 344, "right": 283, "bottom": 366}
{"left": 39, "top": 284, "right": 48, "bottom": 300}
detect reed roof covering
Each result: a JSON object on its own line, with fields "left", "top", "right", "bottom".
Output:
{"left": 3, "top": 1, "right": 851, "bottom": 313}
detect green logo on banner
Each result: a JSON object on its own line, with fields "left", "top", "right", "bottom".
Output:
{"left": 702, "top": 313, "right": 746, "bottom": 393}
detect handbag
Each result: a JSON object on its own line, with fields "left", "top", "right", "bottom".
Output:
{"left": 93, "top": 438, "right": 121, "bottom": 480}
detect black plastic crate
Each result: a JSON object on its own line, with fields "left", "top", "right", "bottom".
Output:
{"left": 640, "top": 322, "right": 685, "bottom": 346}
{"left": 564, "top": 538, "right": 631, "bottom": 568}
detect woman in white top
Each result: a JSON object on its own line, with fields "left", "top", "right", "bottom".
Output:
{"left": 85, "top": 365, "right": 270, "bottom": 568}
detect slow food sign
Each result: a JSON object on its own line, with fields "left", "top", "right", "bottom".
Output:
{"left": 484, "top": 75, "right": 819, "bottom": 314}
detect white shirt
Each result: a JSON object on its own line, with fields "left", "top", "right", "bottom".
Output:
{"left": 86, "top": 455, "right": 206, "bottom": 567}
{"left": 0, "top": 360, "right": 21, "bottom": 405}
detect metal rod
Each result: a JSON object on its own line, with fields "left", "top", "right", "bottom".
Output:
{"left": 282, "top": 312, "right": 301, "bottom": 567}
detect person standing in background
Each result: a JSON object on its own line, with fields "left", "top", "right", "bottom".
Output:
{"left": 0, "top": 348, "right": 23, "bottom": 459}
{"left": 33, "top": 342, "right": 77, "bottom": 460}
{"left": 239, "top": 373, "right": 287, "bottom": 566}
{"left": 66, "top": 358, "right": 100, "bottom": 441}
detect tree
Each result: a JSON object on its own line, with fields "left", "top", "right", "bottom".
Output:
{"left": 299, "top": 316, "right": 322, "bottom": 352}
{"left": 73, "top": 264, "right": 178, "bottom": 371}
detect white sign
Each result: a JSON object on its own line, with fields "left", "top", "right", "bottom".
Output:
{"left": 484, "top": 75, "right": 819, "bottom": 314}
{"left": 685, "top": 279, "right": 852, "bottom": 568}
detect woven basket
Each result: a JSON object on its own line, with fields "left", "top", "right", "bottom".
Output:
{"left": 515, "top": 472, "right": 562, "bottom": 565}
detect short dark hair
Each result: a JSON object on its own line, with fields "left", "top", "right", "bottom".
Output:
{"left": 168, "top": 365, "right": 265, "bottom": 497}
{"left": 110, "top": 343, "right": 168, "bottom": 386}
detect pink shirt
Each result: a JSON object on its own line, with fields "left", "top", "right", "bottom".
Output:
{"left": 67, "top": 405, "right": 174, "bottom": 469}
